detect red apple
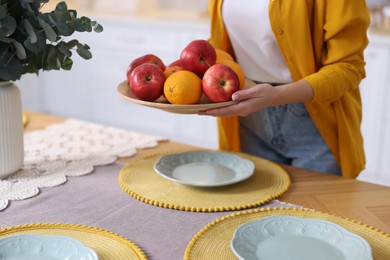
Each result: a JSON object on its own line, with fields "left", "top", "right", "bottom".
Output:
{"left": 126, "top": 54, "right": 166, "bottom": 76}
{"left": 180, "top": 39, "right": 216, "bottom": 77}
{"left": 128, "top": 63, "right": 165, "bottom": 101}
{"left": 202, "top": 64, "right": 240, "bottom": 103}
{"left": 168, "top": 59, "right": 183, "bottom": 68}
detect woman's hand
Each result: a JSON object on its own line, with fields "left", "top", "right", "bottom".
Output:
{"left": 198, "top": 83, "right": 277, "bottom": 117}
{"left": 198, "top": 79, "right": 314, "bottom": 117}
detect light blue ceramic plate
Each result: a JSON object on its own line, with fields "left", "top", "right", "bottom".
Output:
{"left": 154, "top": 151, "right": 255, "bottom": 187}
{"left": 0, "top": 234, "right": 98, "bottom": 260}
{"left": 231, "top": 215, "right": 373, "bottom": 260}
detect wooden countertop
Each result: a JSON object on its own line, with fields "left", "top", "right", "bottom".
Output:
{"left": 25, "top": 111, "right": 390, "bottom": 234}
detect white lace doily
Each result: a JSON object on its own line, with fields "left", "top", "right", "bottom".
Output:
{"left": 0, "top": 119, "right": 166, "bottom": 211}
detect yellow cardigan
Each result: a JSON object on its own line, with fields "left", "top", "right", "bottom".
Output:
{"left": 208, "top": 0, "right": 370, "bottom": 178}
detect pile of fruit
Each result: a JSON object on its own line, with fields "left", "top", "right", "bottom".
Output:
{"left": 126, "top": 39, "right": 245, "bottom": 104}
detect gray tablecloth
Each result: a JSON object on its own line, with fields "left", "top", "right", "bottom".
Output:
{"left": 0, "top": 163, "right": 297, "bottom": 260}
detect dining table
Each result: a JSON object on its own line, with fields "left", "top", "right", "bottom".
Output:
{"left": 1, "top": 110, "right": 390, "bottom": 260}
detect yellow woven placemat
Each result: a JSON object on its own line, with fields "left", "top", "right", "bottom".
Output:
{"left": 184, "top": 207, "right": 390, "bottom": 260}
{"left": 118, "top": 150, "right": 290, "bottom": 212}
{"left": 0, "top": 223, "right": 147, "bottom": 260}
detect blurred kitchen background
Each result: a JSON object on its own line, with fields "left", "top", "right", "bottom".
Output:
{"left": 17, "top": 0, "right": 390, "bottom": 186}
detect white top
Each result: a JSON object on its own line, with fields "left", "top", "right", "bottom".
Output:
{"left": 222, "top": 0, "right": 292, "bottom": 83}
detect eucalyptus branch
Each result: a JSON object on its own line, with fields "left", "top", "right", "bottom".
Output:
{"left": 0, "top": 0, "right": 103, "bottom": 81}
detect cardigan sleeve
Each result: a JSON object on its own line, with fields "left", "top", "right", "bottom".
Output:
{"left": 304, "top": 0, "right": 370, "bottom": 104}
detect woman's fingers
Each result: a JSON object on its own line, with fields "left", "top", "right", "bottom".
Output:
{"left": 232, "top": 83, "right": 273, "bottom": 101}
{"left": 198, "top": 98, "right": 258, "bottom": 117}
{"left": 198, "top": 84, "right": 276, "bottom": 117}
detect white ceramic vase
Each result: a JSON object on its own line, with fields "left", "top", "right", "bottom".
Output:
{"left": 0, "top": 81, "right": 24, "bottom": 179}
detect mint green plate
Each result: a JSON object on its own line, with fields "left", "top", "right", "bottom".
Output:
{"left": 154, "top": 151, "right": 255, "bottom": 187}
{"left": 0, "top": 234, "right": 98, "bottom": 259}
{"left": 231, "top": 215, "right": 373, "bottom": 260}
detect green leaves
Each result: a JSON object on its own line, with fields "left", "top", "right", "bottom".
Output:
{"left": 37, "top": 17, "right": 57, "bottom": 42}
{"left": 76, "top": 43, "right": 92, "bottom": 60}
{"left": 92, "top": 21, "right": 104, "bottom": 33}
{"left": 10, "top": 39, "right": 26, "bottom": 60}
{"left": 0, "top": 0, "right": 103, "bottom": 81}
{"left": 0, "top": 5, "right": 16, "bottom": 38}
{"left": 55, "top": 1, "right": 68, "bottom": 12}
{"left": 41, "top": 40, "right": 92, "bottom": 71}
{"left": 0, "top": 42, "right": 23, "bottom": 81}
{"left": 22, "top": 19, "right": 37, "bottom": 43}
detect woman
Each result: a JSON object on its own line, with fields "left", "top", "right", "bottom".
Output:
{"left": 201, "top": 0, "right": 370, "bottom": 178}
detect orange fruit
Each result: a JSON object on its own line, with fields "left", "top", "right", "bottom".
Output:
{"left": 163, "top": 65, "right": 183, "bottom": 78}
{"left": 216, "top": 59, "right": 245, "bottom": 89}
{"left": 164, "top": 70, "right": 202, "bottom": 104}
{"left": 215, "top": 48, "right": 234, "bottom": 63}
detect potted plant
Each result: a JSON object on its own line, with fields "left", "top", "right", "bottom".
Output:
{"left": 0, "top": 0, "right": 103, "bottom": 178}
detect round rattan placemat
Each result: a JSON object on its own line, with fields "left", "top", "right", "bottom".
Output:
{"left": 184, "top": 207, "right": 390, "bottom": 259}
{"left": 0, "top": 223, "right": 147, "bottom": 260}
{"left": 118, "top": 150, "right": 290, "bottom": 212}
